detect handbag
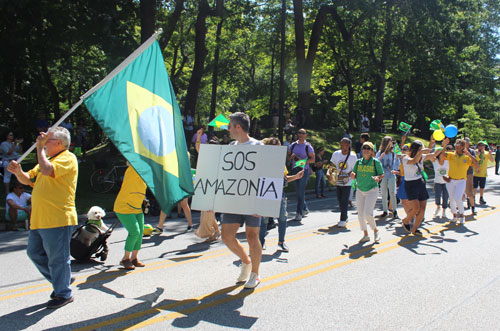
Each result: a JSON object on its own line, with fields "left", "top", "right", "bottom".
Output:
{"left": 327, "top": 151, "right": 351, "bottom": 186}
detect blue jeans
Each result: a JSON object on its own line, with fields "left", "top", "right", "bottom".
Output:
{"left": 315, "top": 169, "right": 326, "bottom": 196}
{"left": 259, "top": 197, "right": 288, "bottom": 245}
{"left": 336, "top": 186, "right": 351, "bottom": 221}
{"left": 434, "top": 183, "right": 449, "bottom": 209}
{"left": 27, "top": 226, "right": 73, "bottom": 299}
{"left": 295, "top": 168, "right": 310, "bottom": 216}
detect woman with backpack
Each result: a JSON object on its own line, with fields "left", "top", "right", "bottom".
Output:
{"left": 350, "top": 142, "right": 384, "bottom": 244}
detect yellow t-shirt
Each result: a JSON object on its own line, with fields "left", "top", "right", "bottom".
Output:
{"left": 113, "top": 166, "right": 147, "bottom": 214}
{"left": 28, "top": 150, "right": 78, "bottom": 229}
{"left": 445, "top": 152, "right": 472, "bottom": 180}
{"left": 474, "top": 151, "right": 490, "bottom": 178}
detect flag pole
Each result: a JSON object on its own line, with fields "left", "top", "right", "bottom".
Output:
{"left": 16, "top": 29, "right": 163, "bottom": 163}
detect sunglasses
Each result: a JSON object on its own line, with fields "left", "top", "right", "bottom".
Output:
{"left": 298, "top": 132, "right": 306, "bottom": 135}
{"left": 362, "top": 146, "right": 372, "bottom": 150}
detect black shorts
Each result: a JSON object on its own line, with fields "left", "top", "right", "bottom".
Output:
{"left": 404, "top": 179, "right": 429, "bottom": 201}
{"left": 473, "top": 176, "right": 486, "bottom": 189}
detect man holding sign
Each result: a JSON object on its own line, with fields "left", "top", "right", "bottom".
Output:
{"left": 221, "top": 112, "right": 264, "bottom": 289}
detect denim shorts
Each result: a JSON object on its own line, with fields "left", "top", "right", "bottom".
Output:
{"left": 404, "top": 178, "right": 429, "bottom": 201}
{"left": 221, "top": 213, "right": 261, "bottom": 227}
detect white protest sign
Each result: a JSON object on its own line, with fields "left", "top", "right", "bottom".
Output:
{"left": 191, "top": 144, "right": 288, "bottom": 218}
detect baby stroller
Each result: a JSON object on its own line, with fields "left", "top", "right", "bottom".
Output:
{"left": 70, "top": 220, "right": 120, "bottom": 262}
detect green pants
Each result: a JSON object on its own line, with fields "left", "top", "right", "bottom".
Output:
{"left": 116, "top": 212, "right": 144, "bottom": 252}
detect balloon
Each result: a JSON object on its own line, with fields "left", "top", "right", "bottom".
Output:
{"left": 433, "top": 130, "right": 445, "bottom": 141}
{"left": 444, "top": 124, "right": 458, "bottom": 138}
{"left": 143, "top": 224, "right": 154, "bottom": 236}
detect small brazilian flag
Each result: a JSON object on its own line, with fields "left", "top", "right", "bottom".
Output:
{"left": 399, "top": 122, "right": 412, "bottom": 133}
{"left": 294, "top": 159, "right": 307, "bottom": 168}
{"left": 208, "top": 114, "right": 230, "bottom": 130}
{"left": 394, "top": 144, "right": 402, "bottom": 155}
{"left": 84, "top": 40, "right": 193, "bottom": 213}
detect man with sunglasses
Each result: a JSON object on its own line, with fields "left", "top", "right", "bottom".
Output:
{"left": 288, "top": 129, "right": 315, "bottom": 222}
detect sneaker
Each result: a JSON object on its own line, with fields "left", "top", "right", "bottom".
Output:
{"left": 303, "top": 209, "right": 310, "bottom": 216}
{"left": 152, "top": 227, "right": 163, "bottom": 234}
{"left": 392, "top": 210, "right": 399, "bottom": 219}
{"left": 278, "top": 242, "right": 289, "bottom": 252}
{"left": 479, "top": 197, "right": 486, "bottom": 204}
{"left": 413, "top": 229, "right": 423, "bottom": 236}
{"left": 186, "top": 225, "right": 193, "bottom": 232}
{"left": 441, "top": 209, "right": 447, "bottom": 218}
{"left": 434, "top": 206, "right": 441, "bottom": 216}
{"left": 50, "top": 277, "right": 75, "bottom": 299}
{"left": 47, "top": 296, "right": 74, "bottom": 309}
{"left": 294, "top": 214, "right": 303, "bottom": 222}
{"left": 403, "top": 223, "right": 411, "bottom": 233}
{"left": 450, "top": 216, "right": 457, "bottom": 223}
{"left": 374, "top": 231, "right": 380, "bottom": 243}
{"left": 237, "top": 263, "right": 252, "bottom": 282}
{"left": 460, "top": 216, "right": 465, "bottom": 224}
{"left": 120, "top": 259, "right": 135, "bottom": 270}
{"left": 471, "top": 207, "right": 477, "bottom": 215}
{"left": 244, "top": 272, "right": 261, "bottom": 289}
{"left": 378, "top": 212, "right": 388, "bottom": 218}
{"left": 337, "top": 220, "right": 347, "bottom": 228}
{"left": 359, "top": 235, "right": 370, "bottom": 243}
{"left": 348, "top": 201, "right": 353, "bottom": 207}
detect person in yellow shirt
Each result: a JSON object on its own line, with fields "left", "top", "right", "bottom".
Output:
{"left": 438, "top": 138, "right": 478, "bottom": 224}
{"left": 7, "top": 126, "right": 78, "bottom": 309}
{"left": 473, "top": 141, "right": 494, "bottom": 205}
{"left": 113, "top": 162, "right": 147, "bottom": 270}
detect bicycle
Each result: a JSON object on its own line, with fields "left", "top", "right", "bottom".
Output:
{"left": 89, "top": 162, "right": 128, "bottom": 193}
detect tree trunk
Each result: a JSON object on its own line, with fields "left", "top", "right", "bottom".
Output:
{"left": 159, "top": 0, "right": 184, "bottom": 51}
{"left": 183, "top": 0, "right": 223, "bottom": 118}
{"left": 373, "top": 2, "right": 393, "bottom": 131}
{"left": 140, "top": 0, "right": 156, "bottom": 43}
{"left": 40, "top": 47, "right": 60, "bottom": 120}
{"left": 208, "top": 20, "right": 223, "bottom": 136}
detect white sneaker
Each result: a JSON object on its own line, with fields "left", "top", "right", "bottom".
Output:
{"left": 294, "top": 214, "right": 303, "bottom": 222}
{"left": 441, "top": 209, "right": 447, "bottom": 218}
{"left": 359, "top": 235, "right": 370, "bottom": 243}
{"left": 244, "top": 272, "right": 261, "bottom": 289}
{"left": 337, "top": 220, "right": 347, "bottom": 228}
{"left": 237, "top": 263, "right": 252, "bottom": 282}
{"left": 374, "top": 231, "right": 380, "bottom": 243}
{"left": 460, "top": 216, "right": 465, "bottom": 224}
{"left": 434, "top": 206, "right": 441, "bottom": 217}
{"left": 450, "top": 216, "right": 457, "bottom": 223}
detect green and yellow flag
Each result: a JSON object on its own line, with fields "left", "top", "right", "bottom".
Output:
{"left": 84, "top": 40, "right": 192, "bottom": 213}
{"left": 294, "top": 159, "right": 307, "bottom": 168}
{"left": 208, "top": 114, "right": 230, "bottom": 130}
{"left": 399, "top": 121, "right": 412, "bottom": 134}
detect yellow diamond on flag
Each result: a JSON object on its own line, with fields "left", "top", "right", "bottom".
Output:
{"left": 127, "top": 81, "right": 179, "bottom": 177}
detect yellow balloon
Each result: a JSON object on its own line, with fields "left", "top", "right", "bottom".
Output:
{"left": 433, "top": 130, "right": 445, "bottom": 141}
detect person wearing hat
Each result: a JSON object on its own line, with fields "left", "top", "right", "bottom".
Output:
{"left": 350, "top": 141, "right": 383, "bottom": 243}
{"left": 473, "top": 140, "right": 494, "bottom": 205}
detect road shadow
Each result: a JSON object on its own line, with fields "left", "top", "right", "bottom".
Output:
{"left": 261, "top": 250, "right": 288, "bottom": 264}
{"left": 340, "top": 241, "right": 376, "bottom": 260}
{"left": 316, "top": 225, "right": 350, "bottom": 235}
{"left": 159, "top": 242, "right": 212, "bottom": 258}
{"left": 0, "top": 302, "right": 56, "bottom": 331}
{"left": 71, "top": 258, "right": 106, "bottom": 272}
{"left": 46, "top": 287, "right": 165, "bottom": 331}
{"left": 76, "top": 267, "right": 129, "bottom": 298}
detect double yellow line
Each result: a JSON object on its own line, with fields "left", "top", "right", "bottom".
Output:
{"left": 73, "top": 206, "right": 499, "bottom": 331}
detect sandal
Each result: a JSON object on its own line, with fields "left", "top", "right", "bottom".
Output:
{"left": 120, "top": 259, "right": 135, "bottom": 270}
{"left": 131, "top": 259, "right": 145, "bottom": 267}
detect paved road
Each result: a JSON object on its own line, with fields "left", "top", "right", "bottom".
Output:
{"left": 1, "top": 169, "right": 500, "bottom": 330}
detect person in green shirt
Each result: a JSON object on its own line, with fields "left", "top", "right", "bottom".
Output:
{"left": 351, "top": 142, "right": 384, "bottom": 244}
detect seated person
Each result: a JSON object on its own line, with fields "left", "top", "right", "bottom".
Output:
{"left": 5, "top": 181, "right": 31, "bottom": 230}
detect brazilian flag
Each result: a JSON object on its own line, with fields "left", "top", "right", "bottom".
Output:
{"left": 294, "top": 159, "right": 307, "bottom": 168}
{"left": 84, "top": 40, "right": 193, "bottom": 213}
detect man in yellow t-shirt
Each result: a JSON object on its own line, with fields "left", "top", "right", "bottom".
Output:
{"left": 8, "top": 126, "right": 78, "bottom": 309}
{"left": 473, "top": 141, "right": 494, "bottom": 205}
{"left": 442, "top": 138, "right": 478, "bottom": 223}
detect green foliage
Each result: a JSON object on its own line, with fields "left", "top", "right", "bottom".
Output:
{"left": 459, "top": 105, "right": 485, "bottom": 142}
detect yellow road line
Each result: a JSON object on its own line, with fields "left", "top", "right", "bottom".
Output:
{"left": 72, "top": 206, "right": 499, "bottom": 331}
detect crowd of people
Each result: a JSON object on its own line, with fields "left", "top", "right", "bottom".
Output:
{"left": 3, "top": 110, "right": 499, "bottom": 309}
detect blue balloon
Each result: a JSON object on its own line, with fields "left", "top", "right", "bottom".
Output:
{"left": 444, "top": 124, "right": 458, "bottom": 138}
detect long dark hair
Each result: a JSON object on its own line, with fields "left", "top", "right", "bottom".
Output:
{"left": 409, "top": 140, "right": 423, "bottom": 158}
